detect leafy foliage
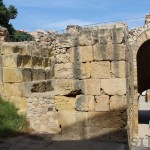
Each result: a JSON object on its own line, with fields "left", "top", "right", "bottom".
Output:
{"left": 0, "top": 97, "right": 28, "bottom": 137}
{"left": 0, "top": 0, "right": 34, "bottom": 41}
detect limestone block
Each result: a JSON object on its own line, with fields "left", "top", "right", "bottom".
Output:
{"left": 56, "top": 53, "right": 70, "bottom": 63}
{"left": 85, "top": 112, "right": 126, "bottom": 128}
{"left": 95, "top": 95, "right": 109, "bottom": 111}
{"left": 83, "top": 127, "right": 111, "bottom": 140}
{"left": 79, "top": 46, "right": 93, "bottom": 62}
{"left": 55, "top": 96, "right": 76, "bottom": 111}
{"left": 74, "top": 62, "right": 91, "bottom": 79}
{"left": 69, "top": 46, "right": 93, "bottom": 63}
{"left": 32, "top": 69, "right": 46, "bottom": 81}
{"left": 111, "top": 61, "right": 126, "bottom": 78}
{"left": 93, "top": 43, "right": 125, "bottom": 61}
{"left": 78, "top": 31, "right": 97, "bottom": 46}
{"left": 55, "top": 79, "right": 82, "bottom": 95}
{"left": 91, "top": 62, "right": 110, "bottom": 79}
{"left": 17, "top": 55, "right": 32, "bottom": 68}
{"left": 111, "top": 27, "right": 125, "bottom": 44}
{"left": 1, "top": 43, "right": 26, "bottom": 55}
{"left": 3, "top": 83, "right": 21, "bottom": 97}
{"left": 110, "top": 95, "right": 127, "bottom": 111}
{"left": 76, "top": 95, "right": 94, "bottom": 111}
{"left": 82, "top": 79, "right": 101, "bottom": 95}
{"left": 101, "top": 78, "right": 126, "bottom": 95}
{"left": 10, "top": 96, "right": 27, "bottom": 113}
{"left": 42, "top": 57, "right": 50, "bottom": 67}
{"left": 32, "top": 56, "right": 43, "bottom": 68}
{"left": 2, "top": 54, "right": 32, "bottom": 68}
{"left": 58, "top": 111, "right": 77, "bottom": 127}
{"left": 3, "top": 68, "right": 32, "bottom": 83}
{"left": 55, "top": 63, "right": 73, "bottom": 79}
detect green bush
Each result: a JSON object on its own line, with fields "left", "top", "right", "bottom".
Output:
{"left": 10, "top": 31, "right": 35, "bottom": 42}
{"left": 0, "top": 97, "right": 28, "bottom": 137}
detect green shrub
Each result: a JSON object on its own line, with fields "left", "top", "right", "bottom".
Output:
{"left": 0, "top": 97, "right": 28, "bottom": 137}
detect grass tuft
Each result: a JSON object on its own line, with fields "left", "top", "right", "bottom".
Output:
{"left": 0, "top": 97, "right": 28, "bottom": 138}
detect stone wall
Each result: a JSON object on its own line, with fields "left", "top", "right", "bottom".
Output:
{"left": 53, "top": 23, "right": 133, "bottom": 144}
{"left": 0, "top": 26, "right": 9, "bottom": 42}
{"left": 0, "top": 20, "right": 136, "bottom": 147}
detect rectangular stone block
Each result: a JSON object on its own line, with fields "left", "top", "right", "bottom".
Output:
{"left": 69, "top": 46, "right": 93, "bottom": 63}
{"left": 74, "top": 62, "right": 91, "bottom": 79}
{"left": 42, "top": 57, "right": 51, "bottom": 67}
{"left": 76, "top": 95, "right": 94, "bottom": 111}
{"left": 95, "top": 95, "right": 110, "bottom": 111}
{"left": 82, "top": 79, "right": 101, "bottom": 95}
{"left": 101, "top": 78, "right": 126, "bottom": 95}
{"left": 32, "top": 56, "right": 43, "bottom": 68}
{"left": 55, "top": 79, "right": 82, "bottom": 96}
{"left": 111, "top": 61, "right": 125, "bottom": 78}
{"left": 1, "top": 44, "right": 26, "bottom": 55}
{"left": 55, "top": 96, "right": 76, "bottom": 111}
{"left": 85, "top": 112, "right": 126, "bottom": 128}
{"left": 93, "top": 43, "right": 125, "bottom": 61}
{"left": 56, "top": 53, "right": 70, "bottom": 63}
{"left": 55, "top": 63, "right": 73, "bottom": 79}
{"left": 3, "top": 83, "right": 22, "bottom": 97}
{"left": 10, "top": 96, "right": 27, "bottom": 113}
{"left": 146, "top": 90, "right": 150, "bottom": 102}
{"left": 32, "top": 69, "right": 46, "bottom": 81}
{"left": 91, "top": 62, "right": 110, "bottom": 78}
{"left": 83, "top": 127, "right": 111, "bottom": 140}
{"left": 3, "top": 68, "right": 32, "bottom": 83}
{"left": 111, "top": 27, "right": 125, "bottom": 44}
{"left": 2, "top": 54, "right": 32, "bottom": 68}
{"left": 110, "top": 95, "right": 127, "bottom": 111}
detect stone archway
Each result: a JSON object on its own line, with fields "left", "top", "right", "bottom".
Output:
{"left": 130, "top": 28, "right": 150, "bottom": 138}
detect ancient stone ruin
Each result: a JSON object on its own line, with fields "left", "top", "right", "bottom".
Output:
{"left": 1, "top": 14, "right": 150, "bottom": 149}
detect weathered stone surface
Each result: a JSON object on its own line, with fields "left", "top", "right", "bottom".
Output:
{"left": 78, "top": 31, "right": 97, "bottom": 46}
{"left": 83, "top": 127, "right": 111, "bottom": 140}
{"left": 110, "top": 95, "right": 127, "bottom": 111}
{"left": 69, "top": 46, "right": 93, "bottom": 63}
{"left": 91, "top": 62, "right": 110, "bottom": 78}
{"left": 55, "top": 96, "right": 76, "bottom": 110}
{"left": 3, "top": 68, "right": 32, "bottom": 83}
{"left": 111, "top": 61, "right": 125, "bottom": 78}
{"left": 93, "top": 43, "right": 125, "bottom": 61}
{"left": 55, "top": 79, "right": 82, "bottom": 95}
{"left": 74, "top": 62, "right": 91, "bottom": 79}
{"left": 77, "top": 112, "right": 126, "bottom": 128}
{"left": 56, "top": 53, "right": 70, "bottom": 63}
{"left": 32, "top": 56, "right": 43, "bottom": 68}
{"left": 101, "top": 78, "right": 126, "bottom": 95}
{"left": 58, "top": 111, "right": 77, "bottom": 127}
{"left": 2, "top": 54, "right": 31, "bottom": 68}
{"left": 1, "top": 43, "right": 26, "bottom": 55}
{"left": 32, "top": 69, "right": 46, "bottom": 81}
{"left": 3, "top": 83, "right": 22, "bottom": 97}
{"left": 95, "top": 95, "right": 110, "bottom": 111}
{"left": 55, "top": 63, "right": 73, "bottom": 79}
{"left": 111, "top": 27, "right": 125, "bottom": 44}
{"left": 82, "top": 79, "right": 101, "bottom": 95}
{"left": 76, "top": 95, "right": 94, "bottom": 111}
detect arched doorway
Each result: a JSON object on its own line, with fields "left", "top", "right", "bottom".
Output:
{"left": 137, "top": 39, "right": 150, "bottom": 94}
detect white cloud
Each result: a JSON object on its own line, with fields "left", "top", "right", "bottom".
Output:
{"left": 42, "top": 19, "right": 93, "bottom": 30}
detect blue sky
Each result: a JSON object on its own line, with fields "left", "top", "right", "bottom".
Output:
{"left": 3, "top": 0, "right": 150, "bottom": 31}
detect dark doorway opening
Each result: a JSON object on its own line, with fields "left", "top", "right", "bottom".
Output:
{"left": 137, "top": 39, "right": 150, "bottom": 94}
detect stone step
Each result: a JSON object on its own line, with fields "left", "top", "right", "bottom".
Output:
{"left": 2, "top": 53, "right": 51, "bottom": 68}
{"left": 22, "top": 80, "right": 54, "bottom": 97}
{"left": 3, "top": 67, "right": 53, "bottom": 83}
{"left": 1, "top": 42, "right": 50, "bottom": 57}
